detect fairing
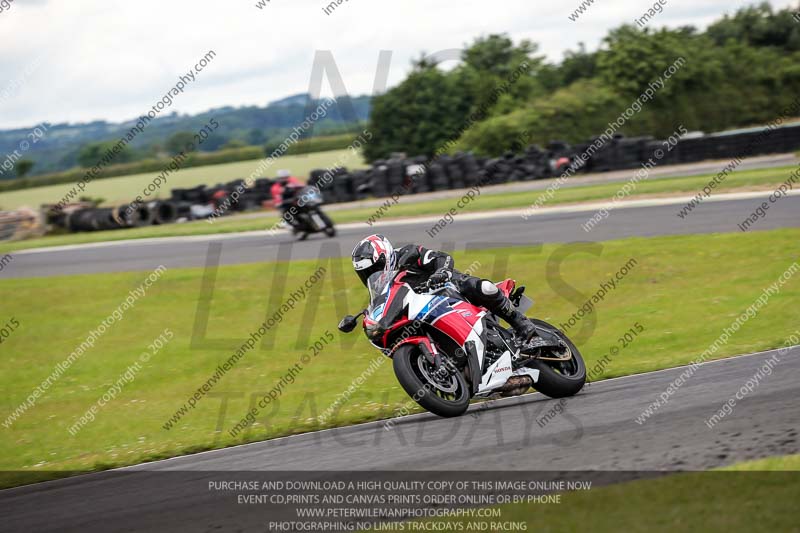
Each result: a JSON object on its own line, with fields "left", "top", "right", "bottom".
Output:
{"left": 362, "top": 271, "right": 538, "bottom": 396}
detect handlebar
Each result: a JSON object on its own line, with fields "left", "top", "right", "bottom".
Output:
{"left": 414, "top": 279, "right": 449, "bottom": 293}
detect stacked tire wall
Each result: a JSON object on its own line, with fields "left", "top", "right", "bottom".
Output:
{"left": 53, "top": 121, "right": 800, "bottom": 232}
{"left": 307, "top": 122, "right": 800, "bottom": 206}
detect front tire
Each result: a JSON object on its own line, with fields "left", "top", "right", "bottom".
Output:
{"left": 525, "top": 319, "right": 586, "bottom": 398}
{"left": 392, "top": 345, "right": 470, "bottom": 418}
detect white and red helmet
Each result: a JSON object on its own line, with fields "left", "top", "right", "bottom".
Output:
{"left": 351, "top": 234, "right": 395, "bottom": 286}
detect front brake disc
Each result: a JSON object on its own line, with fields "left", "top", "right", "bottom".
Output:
{"left": 416, "top": 355, "right": 458, "bottom": 393}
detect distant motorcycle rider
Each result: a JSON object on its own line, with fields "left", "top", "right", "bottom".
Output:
{"left": 271, "top": 169, "right": 303, "bottom": 225}
{"left": 351, "top": 234, "right": 537, "bottom": 342}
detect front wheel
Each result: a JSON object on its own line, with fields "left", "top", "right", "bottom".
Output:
{"left": 392, "top": 345, "right": 470, "bottom": 418}
{"left": 525, "top": 319, "right": 586, "bottom": 398}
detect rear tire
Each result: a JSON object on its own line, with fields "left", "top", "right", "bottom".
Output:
{"left": 526, "top": 319, "right": 586, "bottom": 398}
{"left": 319, "top": 211, "right": 336, "bottom": 237}
{"left": 392, "top": 345, "right": 470, "bottom": 418}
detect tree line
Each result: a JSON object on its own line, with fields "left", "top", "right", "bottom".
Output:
{"left": 364, "top": 3, "right": 800, "bottom": 161}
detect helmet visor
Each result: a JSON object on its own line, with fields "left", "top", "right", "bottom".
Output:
{"left": 355, "top": 255, "right": 386, "bottom": 286}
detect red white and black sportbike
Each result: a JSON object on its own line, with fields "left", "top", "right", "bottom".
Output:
{"left": 338, "top": 270, "right": 586, "bottom": 417}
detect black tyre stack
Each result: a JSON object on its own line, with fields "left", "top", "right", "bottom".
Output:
{"left": 66, "top": 208, "right": 134, "bottom": 232}
{"left": 407, "top": 156, "right": 429, "bottom": 194}
{"left": 51, "top": 122, "right": 800, "bottom": 234}
{"left": 115, "top": 203, "right": 152, "bottom": 227}
{"left": 150, "top": 201, "right": 178, "bottom": 225}
{"left": 367, "top": 162, "right": 390, "bottom": 198}
{"left": 385, "top": 159, "right": 406, "bottom": 193}
{"left": 332, "top": 167, "right": 356, "bottom": 203}
{"left": 440, "top": 155, "right": 464, "bottom": 190}
{"left": 426, "top": 159, "right": 450, "bottom": 191}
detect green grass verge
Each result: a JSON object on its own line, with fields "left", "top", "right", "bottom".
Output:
{"left": 1, "top": 229, "right": 798, "bottom": 482}
{"left": 0, "top": 209, "right": 286, "bottom": 253}
{"left": 720, "top": 454, "right": 800, "bottom": 471}
{"left": 0, "top": 148, "right": 366, "bottom": 211}
{"left": 719, "top": 455, "right": 800, "bottom": 472}
{"left": 0, "top": 162, "right": 796, "bottom": 255}
{"left": 421, "top": 455, "right": 800, "bottom": 532}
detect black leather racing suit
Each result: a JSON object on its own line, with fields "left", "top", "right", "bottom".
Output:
{"left": 393, "top": 245, "right": 534, "bottom": 339}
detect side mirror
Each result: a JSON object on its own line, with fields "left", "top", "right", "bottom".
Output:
{"left": 338, "top": 315, "right": 359, "bottom": 333}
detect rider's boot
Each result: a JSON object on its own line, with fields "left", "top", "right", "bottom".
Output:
{"left": 495, "top": 300, "right": 537, "bottom": 343}
{"left": 469, "top": 279, "right": 537, "bottom": 342}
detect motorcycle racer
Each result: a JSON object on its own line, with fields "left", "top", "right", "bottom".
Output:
{"left": 351, "top": 234, "right": 537, "bottom": 343}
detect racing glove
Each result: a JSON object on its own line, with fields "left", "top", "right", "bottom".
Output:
{"left": 428, "top": 269, "right": 452, "bottom": 288}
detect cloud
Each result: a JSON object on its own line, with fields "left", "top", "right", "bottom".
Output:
{"left": 0, "top": 0, "right": 795, "bottom": 129}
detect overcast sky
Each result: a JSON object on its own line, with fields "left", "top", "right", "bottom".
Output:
{"left": 0, "top": 0, "right": 797, "bottom": 130}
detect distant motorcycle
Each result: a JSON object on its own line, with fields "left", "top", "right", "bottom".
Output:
{"left": 338, "top": 270, "right": 586, "bottom": 417}
{"left": 284, "top": 186, "right": 336, "bottom": 240}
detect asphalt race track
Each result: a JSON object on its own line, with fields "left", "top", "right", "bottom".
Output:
{"left": 2, "top": 348, "right": 798, "bottom": 532}
{"left": 4, "top": 193, "right": 799, "bottom": 278}
{"left": 2, "top": 178, "right": 798, "bottom": 532}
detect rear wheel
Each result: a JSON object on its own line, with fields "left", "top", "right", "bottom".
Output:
{"left": 392, "top": 345, "right": 470, "bottom": 418}
{"left": 524, "top": 319, "right": 586, "bottom": 398}
{"left": 319, "top": 211, "right": 336, "bottom": 237}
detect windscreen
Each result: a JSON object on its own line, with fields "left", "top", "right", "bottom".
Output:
{"left": 366, "top": 270, "right": 397, "bottom": 319}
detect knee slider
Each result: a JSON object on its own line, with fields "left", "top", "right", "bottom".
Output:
{"left": 480, "top": 280, "right": 498, "bottom": 295}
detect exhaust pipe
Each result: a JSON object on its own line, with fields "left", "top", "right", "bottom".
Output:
{"left": 498, "top": 375, "right": 533, "bottom": 397}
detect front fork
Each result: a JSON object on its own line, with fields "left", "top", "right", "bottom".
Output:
{"left": 390, "top": 335, "right": 474, "bottom": 393}
{"left": 418, "top": 338, "right": 459, "bottom": 381}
